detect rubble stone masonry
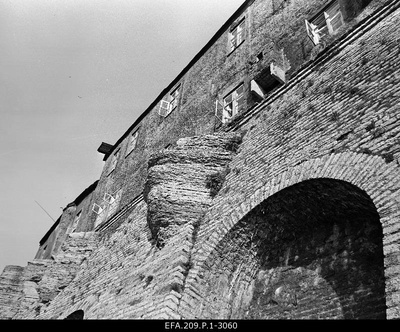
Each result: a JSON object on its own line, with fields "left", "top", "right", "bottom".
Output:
{"left": 1, "top": 0, "right": 400, "bottom": 319}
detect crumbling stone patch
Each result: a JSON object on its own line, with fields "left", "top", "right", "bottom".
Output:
{"left": 144, "top": 132, "right": 242, "bottom": 248}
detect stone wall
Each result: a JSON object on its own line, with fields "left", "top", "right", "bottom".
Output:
{"left": 187, "top": 179, "right": 386, "bottom": 319}
{"left": 85, "top": 0, "right": 367, "bottom": 235}
{"left": 179, "top": 0, "right": 400, "bottom": 319}
{"left": 35, "top": 181, "right": 98, "bottom": 260}
{"left": 0, "top": 232, "right": 96, "bottom": 319}
{"left": 1, "top": 0, "right": 399, "bottom": 320}
{"left": 28, "top": 133, "right": 241, "bottom": 319}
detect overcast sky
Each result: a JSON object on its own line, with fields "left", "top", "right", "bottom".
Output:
{"left": 0, "top": 0, "right": 245, "bottom": 273}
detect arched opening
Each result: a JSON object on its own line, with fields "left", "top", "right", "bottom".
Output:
{"left": 199, "top": 178, "right": 386, "bottom": 319}
{"left": 64, "top": 309, "right": 84, "bottom": 320}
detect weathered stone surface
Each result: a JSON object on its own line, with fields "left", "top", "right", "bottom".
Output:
{"left": 186, "top": 179, "right": 386, "bottom": 319}
{"left": 144, "top": 132, "right": 242, "bottom": 247}
{"left": 0, "top": 266, "right": 24, "bottom": 319}
{"left": 0, "top": 232, "right": 96, "bottom": 319}
{"left": 1, "top": 0, "right": 400, "bottom": 320}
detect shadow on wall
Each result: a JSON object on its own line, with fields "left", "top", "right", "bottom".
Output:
{"left": 199, "top": 178, "right": 386, "bottom": 319}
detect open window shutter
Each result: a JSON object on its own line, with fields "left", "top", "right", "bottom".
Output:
{"left": 238, "top": 20, "right": 245, "bottom": 45}
{"left": 215, "top": 100, "right": 224, "bottom": 123}
{"left": 305, "top": 20, "right": 320, "bottom": 45}
{"left": 109, "top": 149, "right": 119, "bottom": 173}
{"left": 230, "top": 29, "right": 237, "bottom": 51}
{"left": 131, "top": 131, "right": 138, "bottom": 148}
{"left": 270, "top": 63, "right": 286, "bottom": 84}
{"left": 94, "top": 202, "right": 108, "bottom": 228}
{"left": 70, "top": 219, "right": 78, "bottom": 233}
{"left": 107, "top": 190, "right": 122, "bottom": 218}
{"left": 324, "top": 12, "right": 334, "bottom": 35}
{"left": 250, "top": 79, "right": 265, "bottom": 101}
{"left": 71, "top": 211, "right": 81, "bottom": 233}
{"left": 126, "top": 132, "right": 138, "bottom": 155}
{"left": 92, "top": 203, "right": 103, "bottom": 215}
{"left": 223, "top": 94, "right": 234, "bottom": 119}
{"left": 158, "top": 100, "right": 171, "bottom": 117}
{"left": 325, "top": 11, "right": 343, "bottom": 34}
{"left": 103, "top": 192, "right": 115, "bottom": 204}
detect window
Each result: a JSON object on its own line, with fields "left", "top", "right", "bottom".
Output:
{"left": 158, "top": 85, "right": 181, "bottom": 117}
{"left": 229, "top": 18, "right": 245, "bottom": 53}
{"left": 215, "top": 84, "right": 245, "bottom": 124}
{"left": 94, "top": 189, "right": 123, "bottom": 228}
{"left": 92, "top": 203, "right": 103, "bottom": 215}
{"left": 169, "top": 86, "right": 180, "bottom": 111}
{"left": 126, "top": 130, "right": 139, "bottom": 156}
{"left": 70, "top": 210, "right": 81, "bottom": 233}
{"left": 305, "top": 0, "right": 344, "bottom": 45}
{"left": 103, "top": 192, "right": 115, "bottom": 204}
{"left": 108, "top": 148, "right": 120, "bottom": 174}
{"left": 250, "top": 62, "right": 286, "bottom": 102}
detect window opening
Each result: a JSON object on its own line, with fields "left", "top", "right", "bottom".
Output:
{"left": 169, "top": 86, "right": 180, "bottom": 111}
{"left": 250, "top": 62, "right": 286, "bottom": 101}
{"left": 215, "top": 84, "right": 245, "bottom": 124}
{"left": 108, "top": 148, "right": 120, "bottom": 175}
{"left": 305, "top": 0, "right": 344, "bottom": 45}
{"left": 92, "top": 203, "right": 103, "bottom": 215}
{"left": 94, "top": 189, "right": 123, "bottom": 228}
{"left": 126, "top": 130, "right": 139, "bottom": 156}
{"left": 229, "top": 18, "right": 245, "bottom": 53}
{"left": 70, "top": 210, "right": 81, "bottom": 233}
{"left": 103, "top": 192, "right": 115, "bottom": 204}
{"left": 158, "top": 85, "right": 181, "bottom": 117}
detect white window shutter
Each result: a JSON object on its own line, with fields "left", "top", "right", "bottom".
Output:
{"left": 237, "top": 21, "right": 245, "bottom": 45}
{"left": 215, "top": 100, "right": 224, "bottom": 123}
{"left": 103, "top": 192, "right": 115, "bottom": 204}
{"left": 92, "top": 203, "right": 103, "bottom": 215}
{"left": 305, "top": 19, "right": 313, "bottom": 39}
{"left": 159, "top": 100, "right": 171, "bottom": 117}
{"left": 324, "top": 12, "right": 334, "bottom": 35}
{"left": 270, "top": 63, "right": 286, "bottom": 84}
{"left": 250, "top": 79, "right": 265, "bottom": 100}
{"left": 334, "top": 11, "right": 344, "bottom": 31}
{"left": 107, "top": 189, "right": 122, "bottom": 218}
{"left": 305, "top": 19, "right": 320, "bottom": 45}
{"left": 70, "top": 219, "right": 78, "bottom": 233}
{"left": 325, "top": 11, "right": 343, "bottom": 34}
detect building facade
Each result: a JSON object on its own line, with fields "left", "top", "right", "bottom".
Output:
{"left": 1, "top": 0, "right": 400, "bottom": 319}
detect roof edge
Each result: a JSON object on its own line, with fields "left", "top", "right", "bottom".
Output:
{"left": 103, "top": 0, "right": 253, "bottom": 161}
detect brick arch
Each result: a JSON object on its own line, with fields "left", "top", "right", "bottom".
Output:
{"left": 180, "top": 152, "right": 400, "bottom": 319}
{"left": 64, "top": 309, "right": 84, "bottom": 320}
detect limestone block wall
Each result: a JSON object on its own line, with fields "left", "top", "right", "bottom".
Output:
{"left": 0, "top": 266, "right": 25, "bottom": 319}
{"left": 35, "top": 180, "right": 98, "bottom": 260}
{"left": 0, "top": 232, "right": 96, "bottom": 319}
{"left": 179, "top": 0, "right": 400, "bottom": 319}
{"left": 1, "top": 0, "right": 399, "bottom": 320}
{"left": 29, "top": 133, "right": 240, "bottom": 319}
{"left": 144, "top": 133, "right": 242, "bottom": 247}
{"left": 86, "top": 0, "right": 379, "bottom": 235}
{"left": 185, "top": 179, "right": 386, "bottom": 319}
